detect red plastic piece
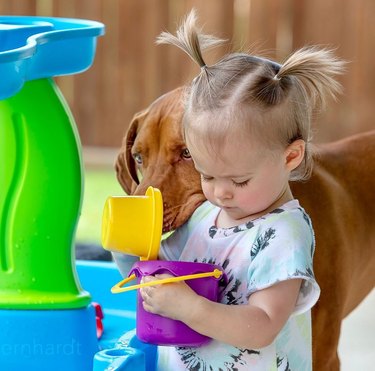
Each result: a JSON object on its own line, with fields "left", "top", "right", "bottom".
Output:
{"left": 92, "top": 302, "right": 104, "bottom": 339}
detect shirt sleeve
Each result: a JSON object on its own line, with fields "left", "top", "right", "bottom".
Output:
{"left": 159, "top": 224, "right": 189, "bottom": 261}
{"left": 112, "top": 252, "right": 139, "bottom": 278}
{"left": 247, "top": 210, "right": 320, "bottom": 315}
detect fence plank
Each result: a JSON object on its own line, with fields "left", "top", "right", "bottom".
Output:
{"left": 9, "top": 0, "right": 37, "bottom": 15}
{"left": 247, "top": 0, "right": 280, "bottom": 58}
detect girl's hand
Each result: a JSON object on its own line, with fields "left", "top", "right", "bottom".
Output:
{"left": 140, "top": 274, "right": 200, "bottom": 321}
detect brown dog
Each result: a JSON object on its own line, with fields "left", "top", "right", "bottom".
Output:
{"left": 116, "top": 87, "right": 375, "bottom": 370}
{"left": 115, "top": 88, "right": 205, "bottom": 233}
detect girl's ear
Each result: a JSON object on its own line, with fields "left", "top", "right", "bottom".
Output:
{"left": 284, "top": 139, "right": 305, "bottom": 171}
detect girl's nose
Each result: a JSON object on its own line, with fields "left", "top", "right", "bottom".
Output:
{"left": 214, "top": 183, "right": 232, "bottom": 201}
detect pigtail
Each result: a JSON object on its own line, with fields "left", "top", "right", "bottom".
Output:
{"left": 251, "top": 47, "right": 345, "bottom": 108}
{"left": 276, "top": 46, "right": 345, "bottom": 110}
{"left": 250, "top": 63, "right": 291, "bottom": 106}
{"left": 156, "top": 9, "right": 225, "bottom": 70}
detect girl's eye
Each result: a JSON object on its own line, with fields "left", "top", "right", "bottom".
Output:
{"left": 181, "top": 148, "right": 191, "bottom": 159}
{"left": 133, "top": 153, "right": 143, "bottom": 165}
{"left": 232, "top": 179, "right": 249, "bottom": 188}
{"left": 201, "top": 175, "right": 213, "bottom": 182}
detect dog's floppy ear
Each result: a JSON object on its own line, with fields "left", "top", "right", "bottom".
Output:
{"left": 115, "top": 110, "right": 147, "bottom": 194}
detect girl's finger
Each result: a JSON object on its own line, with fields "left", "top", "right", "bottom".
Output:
{"left": 142, "top": 300, "right": 155, "bottom": 313}
{"left": 141, "top": 275, "right": 157, "bottom": 283}
{"left": 154, "top": 273, "right": 174, "bottom": 279}
{"left": 140, "top": 287, "right": 151, "bottom": 298}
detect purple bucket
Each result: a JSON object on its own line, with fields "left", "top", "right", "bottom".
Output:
{"left": 126, "top": 260, "right": 226, "bottom": 346}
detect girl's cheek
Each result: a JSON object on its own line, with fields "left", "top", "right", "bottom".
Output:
{"left": 201, "top": 183, "right": 213, "bottom": 198}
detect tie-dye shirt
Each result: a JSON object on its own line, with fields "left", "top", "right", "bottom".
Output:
{"left": 157, "top": 200, "right": 320, "bottom": 371}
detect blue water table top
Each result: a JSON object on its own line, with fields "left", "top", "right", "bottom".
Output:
{"left": 0, "top": 16, "right": 105, "bottom": 99}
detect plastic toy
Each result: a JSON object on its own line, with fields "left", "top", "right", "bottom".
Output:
{"left": 101, "top": 187, "right": 226, "bottom": 347}
{"left": 0, "top": 16, "right": 114, "bottom": 370}
{"left": 0, "top": 16, "right": 159, "bottom": 371}
{"left": 116, "top": 260, "right": 224, "bottom": 346}
{"left": 102, "top": 187, "right": 163, "bottom": 260}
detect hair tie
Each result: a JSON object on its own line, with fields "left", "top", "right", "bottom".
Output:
{"left": 273, "top": 74, "right": 280, "bottom": 81}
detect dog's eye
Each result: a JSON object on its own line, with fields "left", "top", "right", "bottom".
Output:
{"left": 133, "top": 153, "right": 143, "bottom": 165}
{"left": 181, "top": 148, "right": 191, "bottom": 159}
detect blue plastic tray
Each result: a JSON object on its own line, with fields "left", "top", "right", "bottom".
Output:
{"left": 77, "top": 260, "right": 137, "bottom": 350}
{"left": 0, "top": 16, "right": 105, "bottom": 99}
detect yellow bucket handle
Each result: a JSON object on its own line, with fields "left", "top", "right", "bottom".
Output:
{"left": 111, "top": 269, "right": 223, "bottom": 294}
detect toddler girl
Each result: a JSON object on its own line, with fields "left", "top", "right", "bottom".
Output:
{"left": 118, "top": 10, "right": 345, "bottom": 371}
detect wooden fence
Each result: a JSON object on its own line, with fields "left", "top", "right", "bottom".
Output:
{"left": 1, "top": 0, "right": 374, "bottom": 147}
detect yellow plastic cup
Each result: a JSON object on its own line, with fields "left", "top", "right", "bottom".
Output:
{"left": 101, "top": 186, "right": 163, "bottom": 260}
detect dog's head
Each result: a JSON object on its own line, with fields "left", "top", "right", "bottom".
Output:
{"left": 116, "top": 87, "right": 206, "bottom": 232}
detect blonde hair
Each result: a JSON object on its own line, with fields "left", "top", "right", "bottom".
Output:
{"left": 156, "top": 9, "right": 345, "bottom": 180}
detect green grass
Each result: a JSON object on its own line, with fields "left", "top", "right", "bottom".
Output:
{"left": 76, "top": 167, "right": 123, "bottom": 244}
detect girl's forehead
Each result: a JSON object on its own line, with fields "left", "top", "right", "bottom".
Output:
{"left": 186, "top": 123, "right": 261, "bottom": 154}
{"left": 187, "top": 135, "right": 265, "bottom": 175}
